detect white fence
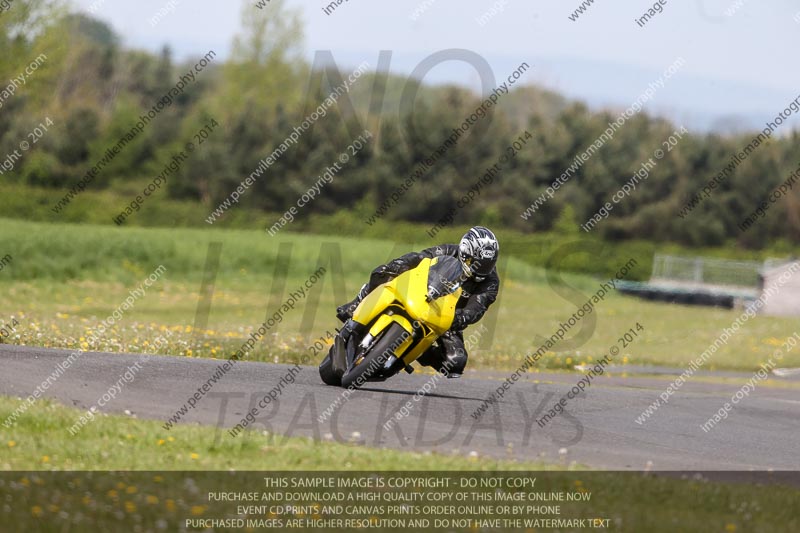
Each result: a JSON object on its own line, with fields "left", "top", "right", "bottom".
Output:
{"left": 650, "top": 254, "right": 762, "bottom": 289}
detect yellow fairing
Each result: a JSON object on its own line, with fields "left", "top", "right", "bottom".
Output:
{"left": 367, "top": 314, "right": 414, "bottom": 356}
{"left": 351, "top": 257, "right": 462, "bottom": 364}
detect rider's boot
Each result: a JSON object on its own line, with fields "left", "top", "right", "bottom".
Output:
{"left": 418, "top": 331, "right": 468, "bottom": 378}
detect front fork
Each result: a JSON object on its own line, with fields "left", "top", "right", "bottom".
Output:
{"left": 338, "top": 318, "right": 418, "bottom": 378}
{"left": 334, "top": 319, "right": 364, "bottom": 376}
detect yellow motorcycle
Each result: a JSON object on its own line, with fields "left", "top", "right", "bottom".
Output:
{"left": 319, "top": 255, "right": 466, "bottom": 388}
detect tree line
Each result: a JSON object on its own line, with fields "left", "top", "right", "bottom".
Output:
{"left": 1, "top": 0, "right": 799, "bottom": 248}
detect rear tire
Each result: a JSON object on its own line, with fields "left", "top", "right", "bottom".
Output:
{"left": 341, "top": 323, "right": 408, "bottom": 389}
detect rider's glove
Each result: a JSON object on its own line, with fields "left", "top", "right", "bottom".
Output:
{"left": 452, "top": 310, "right": 468, "bottom": 332}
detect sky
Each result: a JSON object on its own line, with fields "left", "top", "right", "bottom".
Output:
{"left": 70, "top": 0, "right": 800, "bottom": 132}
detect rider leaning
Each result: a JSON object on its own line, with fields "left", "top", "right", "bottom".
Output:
{"left": 336, "top": 226, "right": 500, "bottom": 378}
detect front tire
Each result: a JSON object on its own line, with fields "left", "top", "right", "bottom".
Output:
{"left": 319, "top": 350, "right": 342, "bottom": 386}
{"left": 341, "top": 323, "right": 408, "bottom": 389}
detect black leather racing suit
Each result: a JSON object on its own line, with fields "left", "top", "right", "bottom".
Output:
{"left": 358, "top": 244, "right": 499, "bottom": 375}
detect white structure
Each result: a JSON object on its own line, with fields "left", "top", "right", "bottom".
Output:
{"left": 650, "top": 254, "right": 761, "bottom": 290}
{"left": 759, "top": 260, "right": 800, "bottom": 317}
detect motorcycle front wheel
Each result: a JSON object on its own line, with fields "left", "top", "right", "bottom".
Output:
{"left": 318, "top": 350, "right": 341, "bottom": 386}
{"left": 340, "top": 323, "right": 407, "bottom": 389}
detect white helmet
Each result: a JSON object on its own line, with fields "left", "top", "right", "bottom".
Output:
{"left": 458, "top": 226, "right": 499, "bottom": 279}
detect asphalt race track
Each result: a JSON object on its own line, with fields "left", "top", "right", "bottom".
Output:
{"left": 1, "top": 344, "right": 798, "bottom": 470}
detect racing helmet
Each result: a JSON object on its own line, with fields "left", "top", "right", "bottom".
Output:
{"left": 457, "top": 226, "right": 499, "bottom": 280}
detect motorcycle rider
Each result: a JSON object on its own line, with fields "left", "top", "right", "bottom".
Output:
{"left": 336, "top": 226, "right": 500, "bottom": 378}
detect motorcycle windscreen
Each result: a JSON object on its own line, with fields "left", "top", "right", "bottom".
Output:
{"left": 352, "top": 257, "right": 460, "bottom": 336}
{"left": 426, "top": 255, "right": 464, "bottom": 300}
{"left": 400, "top": 256, "right": 461, "bottom": 335}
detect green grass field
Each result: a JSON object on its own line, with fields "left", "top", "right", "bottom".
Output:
{"left": 4, "top": 181, "right": 796, "bottom": 279}
{"left": 1, "top": 396, "right": 798, "bottom": 532}
{"left": 1, "top": 218, "right": 798, "bottom": 372}
{"left": 2, "top": 217, "right": 800, "bottom": 531}
{"left": 0, "top": 395, "right": 543, "bottom": 471}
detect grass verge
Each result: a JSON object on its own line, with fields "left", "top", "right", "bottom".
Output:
{"left": 0, "top": 396, "right": 798, "bottom": 532}
{"left": 0, "top": 394, "right": 554, "bottom": 471}
{"left": 2, "top": 218, "right": 799, "bottom": 371}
